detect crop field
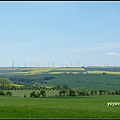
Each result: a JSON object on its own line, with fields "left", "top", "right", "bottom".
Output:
{"left": 0, "top": 67, "right": 120, "bottom": 119}
{"left": 46, "top": 74, "right": 120, "bottom": 90}
{"left": 54, "top": 67, "right": 85, "bottom": 71}
{"left": 0, "top": 67, "right": 55, "bottom": 75}
{"left": 49, "top": 67, "right": 87, "bottom": 74}
{"left": 1, "top": 66, "right": 120, "bottom": 75}
{"left": 24, "top": 67, "right": 55, "bottom": 74}
{"left": 87, "top": 70, "right": 120, "bottom": 74}
{"left": 1, "top": 67, "right": 120, "bottom": 90}
{"left": 86, "top": 67, "right": 120, "bottom": 74}
{"left": 0, "top": 95, "right": 120, "bottom": 118}
{"left": 85, "top": 66, "right": 120, "bottom": 72}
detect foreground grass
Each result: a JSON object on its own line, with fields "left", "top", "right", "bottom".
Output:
{"left": 0, "top": 95, "right": 120, "bottom": 118}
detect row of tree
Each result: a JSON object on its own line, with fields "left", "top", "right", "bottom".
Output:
{"left": 7, "top": 75, "right": 55, "bottom": 84}
{"left": 0, "top": 77, "right": 120, "bottom": 97}
{"left": 29, "top": 89, "right": 120, "bottom": 98}
{"left": 0, "top": 90, "right": 12, "bottom": 96}
{"left": 59, "top": 89, "right": 120, "bottom": 96}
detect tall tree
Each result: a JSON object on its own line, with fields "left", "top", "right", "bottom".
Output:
{"left": 62, "top": 84, "right": 69, "bottom": 90}
{"left": 0, "top": 78, "right": 11, "bottom": 90}
{"left": 56, "top": 84, "right": 61, "bottom": 89}
{"left": 33, "top": 82, "right": 40, "bottom": 89}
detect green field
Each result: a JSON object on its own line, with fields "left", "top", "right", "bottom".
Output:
{"left": 0, "top": 67, "right": 120, "bottom": 118}
{"left": 0, "top": 95, "right": 120, "bottom": 118}
{"left": 1, "top": 66, "right": 120, "bottom": 75}
{"left": 46, "top": 74, "right": 120, "bottom": 90}
{"left": 1, "top": 67, "right": 120, "bottom": 90}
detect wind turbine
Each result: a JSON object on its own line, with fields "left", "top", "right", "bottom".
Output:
{"left": 53, "top": 62, "right": 54, "bottom": 67}
{"left": 12, "top": 61, "right": 14, "bottom": 68}
{"left": 25, "top": 61, "right": 26, "bottom": 68}
{"left": 18, "top": 61, "right": 19, "bottom": 68}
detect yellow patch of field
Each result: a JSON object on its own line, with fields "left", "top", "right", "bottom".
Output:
{"left": 45, "top": 86, "right": 53, "bottom": 89}
{"left": 55, "top": 67, "right": 85, "bottom": 71}
{"left": 106, "top": 72, "right": 120, "bottom": 74}
{"left": 88, "top": 70, "right": 120, "bottom": 74}
{"left": 49, "top": 72, "right": 61, "bottom": 74}
{"left": 0, "top": 68, "right": 18, "bottom": 70}
{"left": 87, "top": 70, "right": 105, "bottom": 74}
{"left": 72, "top": 72, "right": 78, "bottom": 74}
{"left": 8, "top": 72, "right": 30, "bottom": 74}
{"left": 10, "top": 84, "right": 24, "bottom": 87}
{"left": 24, "top": 67, "right": 55, "bottom": 74}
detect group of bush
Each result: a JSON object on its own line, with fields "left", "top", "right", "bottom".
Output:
{"left": 58, "top": 89, "right": 120, "bottom": 97}
{"left": 0, "top": 90, "right": 12, "bottom": 96}
{"left": 30, "top": 90, "right": 46, "bottom": 98}
{"left": 29, "top": 89, "right": 120, "bottom": 98}
{"left": 58, "top": 89, "right": 90, "bottom": 96}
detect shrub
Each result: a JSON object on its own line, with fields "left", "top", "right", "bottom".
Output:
{"left": 55, "top": 84, "right": 61, "bottom": 90}
{"left": 24, "top": 93, "right": 26, "bottom": 97}
{"left": 30, "top": 91, "right": 37, "bottom": 97}
{"left": 115, "top": 90, "right": 120, "bottom": 95}
{"left": 103, "top": 72, "right": 107, "bottom": 74}
{"left": 86, "top": 92, "right": 90, "bottom": 96}
{"left": 99, "top": 90, "right": 105, "bottom": 95}
{"left": 6, "top": 91, "right": 12, "bottom": 96}
{"left": 55, "top": 94, "right": 59, "bottom": 97}
{"left": 59, "top": 88, "right": 67, "bottom": 97}
{"left": 90, "top": 90, "right": 97, "bottom": 95}
{"left": 40, "top": 90, "right": 46, "bottom": 97}
{"left": 36, "top": 92, "right": 40, "bottom": 97}
{"left": 69, "top": 89, "right": 76, "bottom": 96}
{"left": 106, "top": 90, "right": 115, "bottom": 95}
{"left": 62, "top": 84, "right": 69, "bottom": 90}
{"left": 77, "top": 89, "right": 90, "bottom": 96}
{"left": 0, "top": 90, "right": 5, "bottom": 95}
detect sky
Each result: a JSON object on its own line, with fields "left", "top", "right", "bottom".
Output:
{"left": 0, "top": 1, "right": 120, "bottom": 67}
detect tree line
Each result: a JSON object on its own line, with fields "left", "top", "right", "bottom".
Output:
{"left": 0, "top": 77, "right": 120, "bottom": 98}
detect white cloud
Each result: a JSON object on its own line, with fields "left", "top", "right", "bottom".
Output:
{"left": 33, "top": 55, "right": 43, "bottom": 59}
{"left": 36, "top": 55, "right": 43, "bottom": 57}
{"left": 106, "top": 52, "right": 119, "bottom": 56}
{"left": 84, "top": 42, "right": 120, "bottom": 52}
{"left": 67, "top": 42, "right": 120, "bottom": 53}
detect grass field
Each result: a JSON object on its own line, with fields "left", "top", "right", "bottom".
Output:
{"left": 0, "top": 67, "right": 120, "bottom": 119}
{"left": 0, "top": 95, "right": 120, "bottom": 118}
{"left": 46, "top": 74, "right": 120, "bottom": 90}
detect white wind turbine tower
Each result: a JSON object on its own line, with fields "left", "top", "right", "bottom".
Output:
{"left": 25, "top": 61, "right": 26, "bottom": 68}
{"left": 18, "top": 61, "right": 19, "bottom": 68}
{"left": 12, "top": 61, "right": 14, "bottom": 68}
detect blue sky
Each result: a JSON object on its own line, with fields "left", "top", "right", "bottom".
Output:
{"left": 0, "top": 1, "right": 120, "bottom": 67}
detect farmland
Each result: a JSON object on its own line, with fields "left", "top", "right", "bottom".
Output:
{"left": 46, "top": 74, "right": 120, "bottom": 90}
{"left": 0, "top": 67, "right": 120, "bottom": 90}
{"left": 0, "top": 95, "right": 120, "bottom": 118}
{"left": 0, "top": 67, "right": 120, "bottom": 118}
